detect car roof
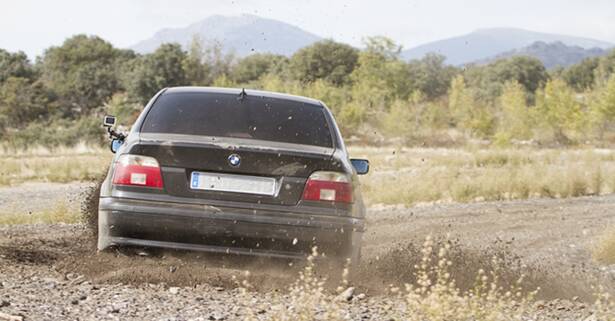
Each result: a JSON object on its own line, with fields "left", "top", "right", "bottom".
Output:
{"left": 163, "top": 87, "right": 324, "bottom": 107}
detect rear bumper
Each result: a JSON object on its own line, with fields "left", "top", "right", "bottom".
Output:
{"left": 98, "top": 197, "right": 364, "bottom": 260}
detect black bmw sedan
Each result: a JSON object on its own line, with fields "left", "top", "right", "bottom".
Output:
{"left": 98, "top": 87, "right": 369, "bottom": 264}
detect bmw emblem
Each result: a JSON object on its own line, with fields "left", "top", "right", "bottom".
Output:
{"left": 228, "top": 154, "right": 241, "bottom": 167}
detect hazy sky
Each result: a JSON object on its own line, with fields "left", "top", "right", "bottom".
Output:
{"left": 2, "top": 0, "right": 614, "bottom": 58}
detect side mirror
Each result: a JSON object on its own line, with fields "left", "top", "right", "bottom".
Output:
{"left": 350, "top": 159, "right": 369, "bottom": 175}
{"left": 103, "top": 115, "right": 116, "bottom": 127}
{"left": 110, "top": 139, "right": 123, "bottom": 153}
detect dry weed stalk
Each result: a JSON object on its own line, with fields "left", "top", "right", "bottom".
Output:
{"left": 400, "top": 236, "right": 536, "bottom": 321}
{"left": 240, "top": 237, "right": 549, "bottom": 321}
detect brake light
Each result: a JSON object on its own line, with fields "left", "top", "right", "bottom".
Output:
{"left": 302, "top": 171, "right": 352, "bottom": 203}
{"left": 112, "top": 154, "right": 163, "bottom": 188}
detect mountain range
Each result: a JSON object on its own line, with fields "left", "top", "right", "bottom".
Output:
{"left": 475, "top": 41, "right": 608, "bottom": 69}
{"left": 400, "top": 28, "right": 613, "bottom": 66}
{"left": 130, "top": 15, "right": 614, "bottom": 68}
{"left": 131, "top": 14, "right": 321, "bottom": 56}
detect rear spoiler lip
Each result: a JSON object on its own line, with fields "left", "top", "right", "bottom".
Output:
{"left": 137, "top": 132, "right": 336, "bottom": 158}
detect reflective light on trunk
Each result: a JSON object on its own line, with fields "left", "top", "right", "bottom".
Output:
{"left": 302, "top": 171, "right": 352, "bottom": 203}
{"left": 112, "top": 154, "right": 164, "bottom": 188}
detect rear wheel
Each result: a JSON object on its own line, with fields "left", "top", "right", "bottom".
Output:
{"left": 316, "top": 232, "right": 361, "bottom": 275}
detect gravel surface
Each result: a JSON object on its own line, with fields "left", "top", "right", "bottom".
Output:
{"left": 1, "top": 183, "right": 615, "bottom": 320}
{"left": 0, "top": 182, "right": 90, "bottom": 215}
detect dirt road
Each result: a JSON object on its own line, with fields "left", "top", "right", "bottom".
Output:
{"left": 1, "top": 183, "right": 614, "bottom": 320}
{"left": 0, "top": 182, "right": 88, "bottom": 214}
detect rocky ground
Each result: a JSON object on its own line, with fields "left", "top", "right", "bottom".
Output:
{"left": 1, "top": 183, "right": 615, "bottom": 320}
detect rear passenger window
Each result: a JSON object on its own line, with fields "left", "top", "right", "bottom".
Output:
{"left": 141, "top": 93, "right": 333, "bottom": 147}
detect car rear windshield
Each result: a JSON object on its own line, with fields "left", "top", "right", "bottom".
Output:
{"left": 141, "top": 92, "right": 333, "bottom": 147}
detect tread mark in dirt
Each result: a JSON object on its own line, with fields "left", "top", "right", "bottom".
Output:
{"left": 0, "top": 246, "right": 57, "bottom": 265}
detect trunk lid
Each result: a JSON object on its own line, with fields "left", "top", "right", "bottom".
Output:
{"left": 129, "top": 133, "right": 341, "bottom": 205}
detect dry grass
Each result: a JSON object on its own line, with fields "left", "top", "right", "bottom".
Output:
{"left": 593, "top": 226, "right": 615, "bottom": 265}
{"left": 239, "top": 237, "right": 615, "bottom": 320}
{"left": 394, "top": 236, "right": 535, "bottom": 321}
{"left": 0, "top": 143, "right": 110, "bottom": 186}
{"left": 350, "top": 146, "right": 615, "bottom": 206}
{"left": 0, "top": 201, "right": 80, "bottom": 225}
{"left": 241, "top": 248, "right": 350, "bottom": 321}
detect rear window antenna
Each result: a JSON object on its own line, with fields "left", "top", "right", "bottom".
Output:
{"left": 237, "top": 88, "right": 247, "bottom": 102}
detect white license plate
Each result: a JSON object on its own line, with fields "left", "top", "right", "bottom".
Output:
{"left": 190, "top": 172, "right": 277, "bottom": 196}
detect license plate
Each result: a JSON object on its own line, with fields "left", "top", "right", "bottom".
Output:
{"left": 190, "top": 172, "right": 277, "bottom": 196}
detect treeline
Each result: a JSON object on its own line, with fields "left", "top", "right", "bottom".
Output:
{"left": 1, "top": 34, "right": 615, "bottom": 147}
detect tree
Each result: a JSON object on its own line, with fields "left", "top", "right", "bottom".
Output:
{"left": 449, "top": 75, "right": 473, "bottom": 126}
{"left": 589, "top": 74, "right": 615, "bottom": 138}
{"left": 381, "top": 91, "right": 427, "bottom": 139}
{"left": 448, "top": 75, "right": 493, "bottom": 137}
{"left": 465, "top": 56, "right": 548, "bottom": 102}
{"left": 348, "top": 46, "right": 391, "bottom": 119}
{"left": 350, "top": 38, "right": 456, "bottom": 104}
{"left": 497, "top": 81, "right": 532, "bottom": 140}
{"left": 535, "top": 79, "right": 583, "bottom": 143}
{"left": 212, "top": 74, "right": 235, "bottom": 87}
{"left": 202, "top": 39, "right": 235, "bottom": 85}
{"left": 181, "top": 36, "right": 208, "bottom": 86}
{"left": 341, "top": 37, "right": 423, "bottom": 131}
{"left": 0, "top": 49, "right": 35, "bottom": 83}
{"left": 595, "top": 49, "right": 615, "bottom": 87}
{"left": 231, "top": 53, "right": 288, "bottom": 84}
{"left": 103, "top": 93, "right": 142, "bottom": 127}
{"left": 289, "top": 40, "right": 359, "bottom": 85}
{"left": 494, "top": 56, "right": 548, "bottom": 94}
{"left": 0, "top": 77, "right": 49, "bottom": 130}
{"left": 182, "top": 37, "right": 236, "bottom": 86}
{"left": 562, "top": 57, "right": 599, "bottom": 91}
{"left": 39, "top": 35, "right": 125, "bottom": 116}
{"left": 349, "top": 37, "right": 410, "bottom": 107}
{"left": 126, "top": 43, "right": 188, "bottom": 104}
{"left": 363, "top": 36, "right": 401, "bottom": 59}
{"left": 407, "top": 53, "right": 458, "bottom": 99}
